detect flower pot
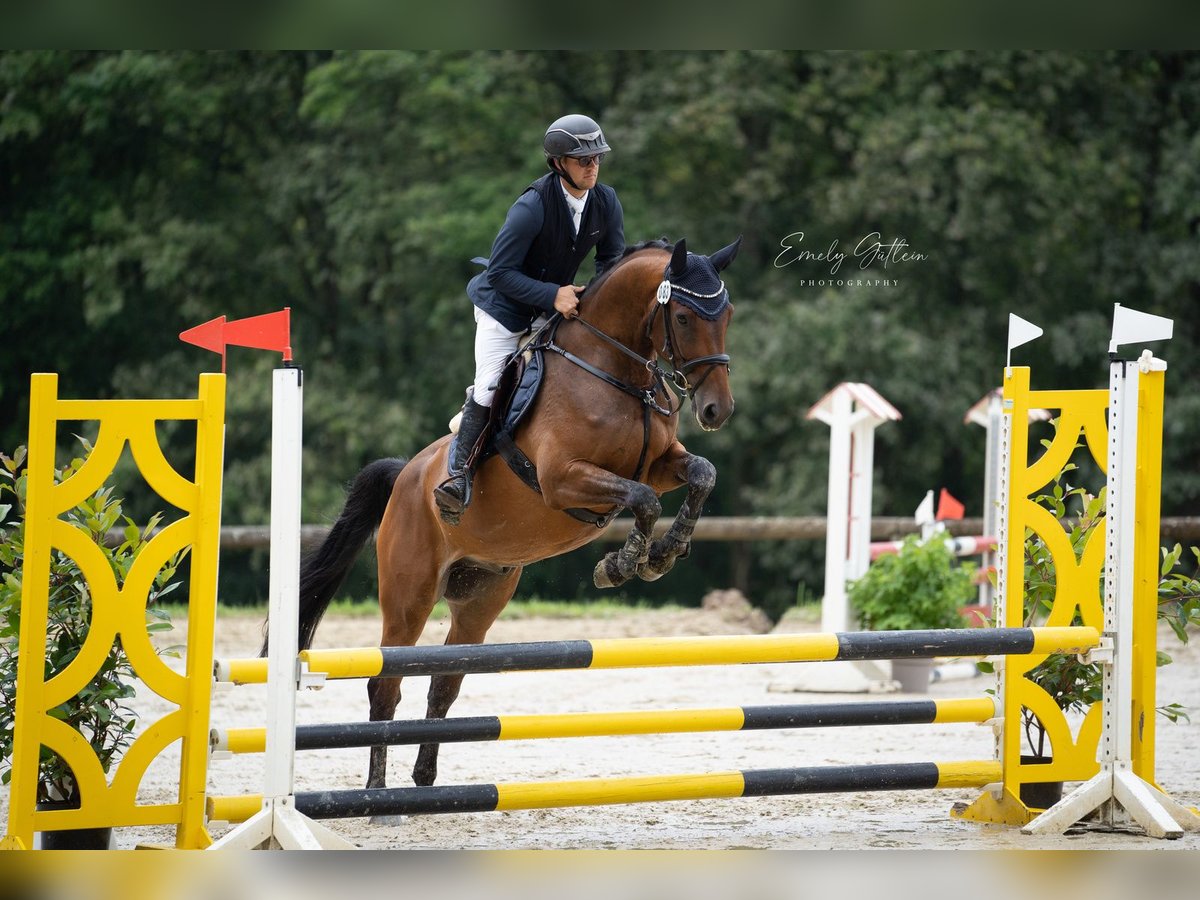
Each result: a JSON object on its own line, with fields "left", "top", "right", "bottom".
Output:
{"left": 1018, "top": 755, "right": 1064, "bottom": 811}
{"left": 34, "top": 799, "right": 115, "bottom": 850}
{"left": 890, "top": 657, "right": 933, "bottom": 693}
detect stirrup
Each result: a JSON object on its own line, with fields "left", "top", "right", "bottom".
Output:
{"left": 434, "top": 472, "right": 471, "bottom": 525}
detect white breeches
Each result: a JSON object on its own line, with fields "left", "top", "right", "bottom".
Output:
{"left": 472, "top": 307, "right": 548, "bottom": 407}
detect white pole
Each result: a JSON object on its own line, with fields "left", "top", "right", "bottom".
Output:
{"left": 845, "top": 417, "right": 876, "bottom": 585}
{"left": 263, "top": 366, "right": 303, "bottom": 800}
{"left": 211, "top": 364, "right": 354, "bottom": 849}
{"left": 979, "top": 393, "right": 1002, "bottom": 608}
{"left": 1108, "top": 361, "right": 1138, "bottom": 767}
{"left": 821, "top": 390, "right": 852, "bottom": 633}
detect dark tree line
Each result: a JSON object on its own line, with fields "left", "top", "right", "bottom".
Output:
{"left": 3, "top": 51, "right": 1198, "bottom": 615}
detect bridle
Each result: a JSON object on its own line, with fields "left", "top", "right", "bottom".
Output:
{"left": 551, "top": 278, "right": 731, "bottom": 418}
{"left": 647, "top": 272, "right": 732, "bottom": 398}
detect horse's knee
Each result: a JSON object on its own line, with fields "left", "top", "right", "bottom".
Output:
{"left": 687, "top": 456, "right": 717, "bottom": 494}
{"left": 629, "top": 483, "right": 661, "bottom": 522}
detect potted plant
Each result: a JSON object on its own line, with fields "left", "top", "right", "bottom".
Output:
{"left": 848, "top": 535, "right": 974, "bottom": 692}
{"left": 0, "top": 443, "right": 184, "bottom": 849}
{"left": 981, "top": 463, "right": 1196, "bottom": 809}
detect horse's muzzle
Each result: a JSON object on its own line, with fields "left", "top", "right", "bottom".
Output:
{"left": 695, "top": 395, "right": 734, "bottom": 431}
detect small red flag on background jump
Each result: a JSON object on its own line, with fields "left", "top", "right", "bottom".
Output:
{"left": 935, "top": 488, "right": 965, "bottom": 521}
{"left": 180, "top": 308, "right": 292, "bottom": 372}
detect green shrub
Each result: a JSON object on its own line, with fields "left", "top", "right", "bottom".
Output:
{"left": 0, "top": 443, "right": 184, "bottom": 803}
{"left": 848, "top": 535, "right": 972, "bottom": 631}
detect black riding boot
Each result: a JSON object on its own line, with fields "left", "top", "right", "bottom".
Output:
{"left": 433, "top": 397, "right": 490, "bottom": 525}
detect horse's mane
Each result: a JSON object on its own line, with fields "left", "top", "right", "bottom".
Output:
{"left": 581, "top": 238, "right": 674, "bottom": 299}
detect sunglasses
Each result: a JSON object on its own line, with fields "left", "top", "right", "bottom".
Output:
{"left": 572, "top": 153, "right": 606, "bottom": 168}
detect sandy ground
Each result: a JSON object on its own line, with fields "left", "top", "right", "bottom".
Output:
{"left": 5, "top": 602, "right": 1199, "bottom": 850}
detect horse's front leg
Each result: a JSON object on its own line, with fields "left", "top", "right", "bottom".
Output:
{"left": 639, "top": 442, "right": 715, "bottom": 582}
{"left": 539, "top": 461, "right": 661, "bottom": 589}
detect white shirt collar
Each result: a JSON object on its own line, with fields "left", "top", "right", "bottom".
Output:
{"left": 562, "top": 185, "right": 588, "bottom": 215}
{"left": 561, "top": 184, "right": 587, "bottom": 235}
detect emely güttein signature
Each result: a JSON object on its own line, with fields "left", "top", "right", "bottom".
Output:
{"left": 774, "top": 231, "right": 928, "bottom": 275}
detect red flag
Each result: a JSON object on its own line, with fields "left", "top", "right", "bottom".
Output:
{"left": 223, "top": 309, "right": 292, "bottom": 357}
{"left": 936, "top": 488, "right": 965, "bottom": 521}
{"left": 180, "top": 308, "right": 292, "bottom": 371}
{"left": 178, "top": 315, "right": 227, "bottom": 356}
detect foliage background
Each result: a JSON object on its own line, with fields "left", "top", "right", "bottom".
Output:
{"left": 2, "top": 51, "right": 1197, "bottom": 617}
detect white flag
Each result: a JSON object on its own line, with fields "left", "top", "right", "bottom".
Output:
{"left": 1006, "top": 314, "right": 1043, "bottom": 368}
{"left": 913, "top": 490, "right": 935, "bottom": 526}
{"left": 1007, "top": 314, "right": 1043, "bottom": 352}
{"left": 1110, "top": 303, "right": 1173, "bottom": 353}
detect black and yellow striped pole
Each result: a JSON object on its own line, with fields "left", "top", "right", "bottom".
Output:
{"left": 212, "top": 697, "right": 998, "bottom": 755}
{"left": 215, "top": 626, "right": 1099, "bottom": 685}
{"left": 208, "top": 760, "right": 1001, "bottom": 822}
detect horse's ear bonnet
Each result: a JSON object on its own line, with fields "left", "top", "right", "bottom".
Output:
{"left": 660, "top": 236, "right": 734, "bottom": 321}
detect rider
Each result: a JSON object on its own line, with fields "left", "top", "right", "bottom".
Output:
{"left": 434, "top": 113, "right": 626, "bottom": 524}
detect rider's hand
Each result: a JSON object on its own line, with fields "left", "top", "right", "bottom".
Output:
{"left": 554, "top": 284, "right": 584, "bottom": 318}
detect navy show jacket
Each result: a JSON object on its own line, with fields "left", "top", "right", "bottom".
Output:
{"left": 468, "top": 172, "right": 625, "bottom": 333}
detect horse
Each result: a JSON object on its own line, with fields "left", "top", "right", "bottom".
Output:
{"left": 285, "top": 235, "right": 741, "bottom": 792}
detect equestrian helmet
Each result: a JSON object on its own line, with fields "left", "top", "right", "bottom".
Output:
{"left": 543, "top": 114, "right": 611, "bottom": 159}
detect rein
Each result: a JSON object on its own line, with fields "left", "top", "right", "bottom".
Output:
{"left": 546, "top": 285, "right": 731, "bottom": 414}
{"left": 562, "top": 316, "right": 678, "bottom": 416}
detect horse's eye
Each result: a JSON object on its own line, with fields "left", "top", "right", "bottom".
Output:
{"left": 675, "top": 313, "right": 689, "bottom": 326}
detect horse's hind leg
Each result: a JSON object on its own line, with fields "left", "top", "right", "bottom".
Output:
{"left": 366, "top": 558, "right": 448, "bottom": 792}
{"left": 366, "top": 676, "right": 404, "bottom": 790}
{"left": 411, "top": 561, "right": 521, "bottom": 787}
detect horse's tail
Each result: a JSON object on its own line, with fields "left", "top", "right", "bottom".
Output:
{"left": 260, "top": 457, "right": 407, "bottom": 656}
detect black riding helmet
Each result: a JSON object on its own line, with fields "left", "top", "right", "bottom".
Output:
{"left": 543, "top": 114, "right": 611, "bottom": 160}
{"left": 544, "top": 114, "right": 611, "bottom": 189}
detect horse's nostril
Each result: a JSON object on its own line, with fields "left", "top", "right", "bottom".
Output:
{"left": 703, "top": 403, "right": 718, "bottom": 424}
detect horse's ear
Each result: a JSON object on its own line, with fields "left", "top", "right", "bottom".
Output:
{"left": 708, "top": 234, "right": 743, "bottom": 272}
{"left": 669, "top": 239, "right": 688, "bottom": 276}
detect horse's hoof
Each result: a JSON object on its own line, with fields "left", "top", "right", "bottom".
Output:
{"left": 369, "top": 814, "right": 408, "bottom": 827}
{"left": 593, "top": 555, "right": 625, "bottom": 588}
{"left": 637, "top": 564, "right": 666, "bottom": 582}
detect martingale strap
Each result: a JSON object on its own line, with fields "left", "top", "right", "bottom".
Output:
{"left": 544, "top": 340, "right": 676, "bottom": 417}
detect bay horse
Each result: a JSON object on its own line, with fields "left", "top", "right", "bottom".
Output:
{"left": 286, "top": 236, "right": 740, "bottom": 792}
